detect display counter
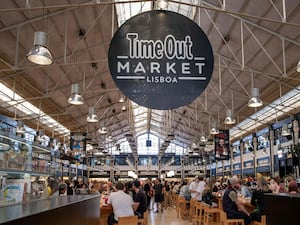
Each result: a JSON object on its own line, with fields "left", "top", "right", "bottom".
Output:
{"left": 264, "top": 192, "right": 300, "bottom": 225}
{"left": 0, "top": 194, "right": 100, "bottom": 225}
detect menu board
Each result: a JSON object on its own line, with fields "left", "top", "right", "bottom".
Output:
{"left": 214, "top": 129, "right": 230, "bottom": 160}
{"left": 70, "top": 132, "right": 87, "bottom": 152}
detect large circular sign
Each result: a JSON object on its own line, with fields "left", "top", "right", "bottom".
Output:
{"left": 108, "top": 10, "right": 214, "bottom": 110}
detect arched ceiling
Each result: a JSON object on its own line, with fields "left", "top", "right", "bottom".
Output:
{"left": 0, "top": 0, "right": 299, "bottom": 158}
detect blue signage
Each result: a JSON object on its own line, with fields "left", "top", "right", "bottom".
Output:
{"left": 108, "top": 10, "right": 214, "bottom": 110}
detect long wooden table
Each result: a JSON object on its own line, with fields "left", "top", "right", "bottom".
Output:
{"left": 99, "top": 204, "right": 113, "bottom": 225}
{"left": 216, "top": 196, "right": 254, "bottom": 212}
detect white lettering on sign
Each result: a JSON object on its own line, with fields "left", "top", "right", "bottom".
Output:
{"left": 115, "top": 33, "right": 207, "bottom": 83}
{"left": 126, "top": 33, "right": 193, "bottom": 60}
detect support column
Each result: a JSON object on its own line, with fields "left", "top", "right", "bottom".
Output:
{"left": 240, "top": 140, "right": 244, "bottom": 178}
{"left": 180, "top": 158, "right": 184, "bottom": 180}
{"left": 269, "top": 128, "right": 275, "bottom": 177}
{"left": 253, "top": 135, "right": 258, "bottom": 176}
{"left": 293, "top": 119, "right": 299, "bottom": 145}
{"left": 109, "top": 158, "right": 114, "bottom": 182}
{"left": 292, "top": 119, "right": 299, "bottom": 177}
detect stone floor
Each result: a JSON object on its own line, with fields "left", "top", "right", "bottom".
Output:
{"left": 147, "top": 206, "right": 191, "bottom": 225}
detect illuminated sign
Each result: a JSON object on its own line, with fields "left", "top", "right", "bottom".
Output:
{"left": 108, "top": 10, "right": 214, "bottom": 109}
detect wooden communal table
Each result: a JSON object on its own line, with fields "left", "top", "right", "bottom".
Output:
{"left": 99, "top": 205, "right": 113, "bottom": 225}
{"left": 216, "top": 196, "right": 254, "bottom": 213}
{"left": 239, "top": 197, "right": 254, "bottom": 212}
{"left": 99, "top": 194, "right": 113, "bottom": 225}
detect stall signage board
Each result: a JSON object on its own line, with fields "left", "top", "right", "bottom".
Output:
{"left": 108, "top": 10, "right": 214, "bottom": 110}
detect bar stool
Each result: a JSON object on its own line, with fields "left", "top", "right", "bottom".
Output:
{"left": 253, "top": 215, "right": 266, "bottom": 225}
{"left": 217, "top": 197, "right": 223, "bottom": 210}
{"left": 202, "top": 202, "right": 221, "bottom": 225}
{"left": 193, "top": 201, "right": 205, "bottom": 225}
{"left": 219, "top": 210, "right": 245, "bottom": 225}
{"left": 177, "top": 197, "right": 190, "bottom": 219}
{"left": 189, "top": 198, "right": 198, "bottom": 221}
{"left": 138, "top": 212, "right": 148, "bottom": 225}
{"left": 118, "top": 215, "right": 139, "bottom": 225}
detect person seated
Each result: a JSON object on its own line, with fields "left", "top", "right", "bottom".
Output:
{"left": 288, "top": 180, "right": 299, "bottom": 193}
{"left": 240, "top": 180, "right": 252, "bottom": 198}
{"left": 251, "top": 176, "right": 272, "bottom": 222}
{"left": 58, "top": 182, "right": 67, "bottom": 196}
{"left": 132, "top": 180, "right": 148, "bottom": 219}
{"left": 212, "top": 181, "right": 221, "bottom": 193}
{"left": 222, "top": 176, "right": 254, "bottom": 225}
{"left": 107, "top": 182, "right": 134, "bottom": 225}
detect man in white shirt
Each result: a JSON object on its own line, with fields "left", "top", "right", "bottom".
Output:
{"left": 195, "top": 176, "right": 206, "bottom": 201}
{"left": 107, "top": 182, "right": 134, "bottom": 225}
{"left": 189, "top": 176, "right": 199, "bottom": 199}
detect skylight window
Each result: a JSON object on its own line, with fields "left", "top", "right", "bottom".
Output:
{"left": 114, "top": 0, "right": 152, "bottom": 26}
{"left": 0, "top": 82, "right": 70, "bottom": 135}
{"left": 230, "top": 85, "right": 300, "bottom": 139}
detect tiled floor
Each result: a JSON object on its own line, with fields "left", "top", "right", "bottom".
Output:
{"left": 147, "top": 207, "right": 191, "bottom": 225}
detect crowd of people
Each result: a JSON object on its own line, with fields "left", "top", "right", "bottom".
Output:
{"left": 41, "top": 174, "right": 299, "bottom": 225}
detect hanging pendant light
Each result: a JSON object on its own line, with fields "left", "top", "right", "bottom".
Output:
{"left": 200, "top": 135, "right": 207, "bottom": 143}
{"left": 119, "top": 96, "right": 125, "bottom": 103}
{"left": 248, "top": 88, "right": 263, "bottom": 107}
{"left": 98, "top": 121, "right": 108, "bottom": 134}
{"left": 27, "top": 31, "right": 53, "bottom": 65}
{"left": 68, "top": 83, "right": 84, "bottom": 105}
{"left": 210, "top": 121, "right": 219, "bottom": 135}
{"left": 156, "top": 0, "right": 168, "bottom": 9}
{"left": 224, "top": 109, "right": 236, "bottom": 125}
{"left": 87, "top": 106, "right": 98, "bottom": 122}
{"left": 296, "top": 60, "right": 300, "bottom": 73}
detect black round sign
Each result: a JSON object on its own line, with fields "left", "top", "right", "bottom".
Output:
{"left": 108, "top": 10, "right": 214, "bottom": 110}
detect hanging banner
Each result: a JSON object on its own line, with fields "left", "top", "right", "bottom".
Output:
{"left": 214, "top": 130, "right": 230, "bottom": 160}
{"left": 108, "top": 10, "right": 214, "bottom": 110}
{"left": 70, "top": 132, "right": 87, "bottom": 159}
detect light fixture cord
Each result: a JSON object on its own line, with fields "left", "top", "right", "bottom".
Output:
{"left": 251, "top": 72, "right": 254, "bottom": 88}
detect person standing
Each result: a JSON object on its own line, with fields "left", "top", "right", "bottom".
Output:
{"left": 195, "top": 176, "right": 206, "bottom": 202}
{"left": 163, "top": 180, "right": 172, "bottom": 208}
{"left": 189, "top": 176, "right": 199, "bottom": 200}
{"left": 132, "top": 180, "right": 148, "bottom": 219}
{"left": 107, "top": 182, "right": 134, "bottom": 225}
{"left": 153, "top": 178, "right": 164, "bottom": 213}
{"left": 143, "top": 178, "right": 152, "bottom": 210}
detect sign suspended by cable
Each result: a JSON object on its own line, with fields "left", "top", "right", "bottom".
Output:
{"left": 108, "top": 10, "right": 214, "bottom": 110}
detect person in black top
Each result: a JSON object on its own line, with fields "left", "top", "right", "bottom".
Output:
{"left": 251, "top": 176, "right": 272, "bottom": 222}
{"left": 222, "top": 176, "right": 253, "bottom": 225}
{"left": 153, "top": 178, "right": 164, "bottom": 213}
{"left": 143, "top": 178, "right": 152, "bottom": 210}
{"left": 65, "top": 180, "right": 74, "bottom": 195}
{"left": 132, "top": 180, "right": 148, "bottom": 219}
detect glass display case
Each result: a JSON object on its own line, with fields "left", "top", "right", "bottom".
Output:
{"left": 0, "top": 131, "right": 58, "bottom": 206}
